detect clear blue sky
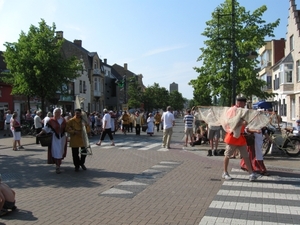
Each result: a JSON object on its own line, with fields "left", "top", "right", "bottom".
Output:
{"left": 0, "top": 0, "right": 294, "bottom": 99}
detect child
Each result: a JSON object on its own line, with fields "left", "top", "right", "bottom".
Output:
{"left": 0, "top": 175, "right": 17, "bottom": 217}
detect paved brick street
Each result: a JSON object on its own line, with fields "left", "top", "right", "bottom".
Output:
{"left": 0, "top": 118, "right": 300, "bottom": 225}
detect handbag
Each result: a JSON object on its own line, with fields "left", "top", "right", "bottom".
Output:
{"left": 142, "top": 124, "right": 148, "bottom": 132}
{"left": 15, "top": 126, "right": 22, "bottom": 132}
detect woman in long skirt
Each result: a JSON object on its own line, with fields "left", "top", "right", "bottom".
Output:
{"left": 37, "top": 108, "right": 67, "bottom": 174}
{"left": 146, "top": 113, "right": 155, "bottom": 136}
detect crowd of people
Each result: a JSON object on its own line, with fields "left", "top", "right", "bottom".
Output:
{"left": 186, "top": 97, "right": 300, "bottom": 182}
{"left": 2, "top": 102, "right": 300, "bottom": 215}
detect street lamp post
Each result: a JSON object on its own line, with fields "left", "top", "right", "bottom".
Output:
{"left": 123, "top": 75, "right": 127, "bottom": 104}
{"left": 231, "top": 0, "right": 237, "bottom": 106}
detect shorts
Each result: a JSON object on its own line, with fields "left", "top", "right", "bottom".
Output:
{"left": 208, "top": 129, "right": 220, "bottom": 140}
{"left": 224, "top": 144, "right": 248, "bottom": 158}
{"left": 3, "top": 201, "right": 15, "bottom": 209}
{"left": 184, "top": 128, "right": 193, "bottom": 137}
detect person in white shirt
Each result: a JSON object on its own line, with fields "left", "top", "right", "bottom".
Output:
{"left": 96, "top": 109, "right": 115, "bottom": 146}
{"left": 161, "top": 106, "right": 175, "bottom": 149}
{"left": 3, "top": 110, "right": 12, "bottom": 137}
{"left": 293, "top": 120, "right": 300, "bottom": 136}
{"left": 34, "top": 111, "right": 43, "bottom": 144}
{"left": 42, "top": 112, "right": 52, "bottom": 127}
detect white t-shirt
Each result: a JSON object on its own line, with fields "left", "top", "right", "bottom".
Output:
{"left": 162, "top": 111, "right": 175, "bottom": 129}
{"left": 102, "top": 113, "right": 111, "bottom": 129}
{"left": 5, "top": 113, "right": 12, "bottom": 123}
{"left": 34, "top": 115, "right": 43, "bottom": 128}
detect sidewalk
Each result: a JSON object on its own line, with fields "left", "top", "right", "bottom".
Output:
{"left": 0, "top": 119, "right": 299, "bottom": 225}
{"left": 180, "top": 130, "right": 300, "bottom": 172}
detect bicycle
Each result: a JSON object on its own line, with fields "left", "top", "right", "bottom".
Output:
{"left": 262, "top": 127, "right": 300, "bottom": 157}
{"left": 21, "top": 121, "right": 36, "bottom": 136}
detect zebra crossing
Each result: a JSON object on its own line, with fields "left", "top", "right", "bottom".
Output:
{"left": 199, "top": 168, "right": 300, "bottom": 225}
{"left": 99, "top": 161, "right": 182, "bottom": 198}
{"left": 90, "top": 136, "right": 171, "bottom": 151}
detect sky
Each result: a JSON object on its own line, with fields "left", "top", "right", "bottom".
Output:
{"left": 0, "top": 0, "right": 295, "bottom": 100}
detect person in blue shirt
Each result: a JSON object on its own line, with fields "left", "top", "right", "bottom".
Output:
{"left": 293, "top": 120, "right": 300, "bottom": 136}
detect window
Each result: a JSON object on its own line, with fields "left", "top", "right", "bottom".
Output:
{"left": 83, "top": 81, "right": 86, "bottom": 94}
{"left": 79, "top": 80, "right": 82, "bottom": 93}
{"left": 260, "top": 50, "right": 271, "bottom": 68}
{"left": 94, "top": 60, "right": 98, "bottom": 69}
{"left": 94, "top": 78, "right": 98, "bottom": 91}
{"left": 290, "top": 35, "right": 294, "bottom": 51}
{"left": 285, "top": 71, "right": 293, "bottom": 83}
{"left": 283, "top": 99, "right": 287, "bottom": 116}
{"left": 297, "top": 60, "right": 300, "bottom": 82}
{"left": 279, "top": 63, "right": 293, "bottom": 83}
{"left": 267, "top": 76, "right": 272, "bottom": 89}
{"left": 273, "top": 74, "right": 279, "bottom": 90}
{"left": 291, "top": 98, "right": 295, "bottom": 119}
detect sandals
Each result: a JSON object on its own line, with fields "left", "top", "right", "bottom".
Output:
{"left": 111, "top": 143, "right": 115, "bottom": 146}
{"left": 96, "top": 142, "right": 101, "bottom": 146}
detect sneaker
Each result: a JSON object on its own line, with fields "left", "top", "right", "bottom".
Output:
{"left": 249, "top": 173, "right": 260, "bottom": 182}
{"left": 222, "top": 172, "right": 232, "bottom": 180}
{"left": 18, "top": 146, "right": 24, "bottom": 149}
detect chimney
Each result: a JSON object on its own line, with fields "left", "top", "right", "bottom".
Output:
{"left": 73, "top": 40, "right": 82, "bottom": 47}
{"left": 56, "top": 31, "right": 63, "bottom": 39}
{"left": 104, "top": 58, "right": 107, "bottom": 64}
{"left": 124, "top": 63, "right": 128, "bottom": 71}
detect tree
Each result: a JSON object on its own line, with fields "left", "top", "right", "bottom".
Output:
{"left": 190, "top": 0, "right": 280, "bottom": 106}
{"left": 169, "top": 91, "right": 185, "bottom": 111}
{"left": 127, "top": 77, "right": 143, "bottom": 109}
{"left": 141, "top": 83, "right": 169, "bottom": 111}
{"left": 2, "top": 19, "right": 81, "bottom": 114}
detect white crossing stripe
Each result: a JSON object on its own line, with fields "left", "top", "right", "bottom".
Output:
{"left": 142, "top": 169, "right": 161, "bottom": 174}
{"left": 199, "top": 169, "right": 300, "bottom": 225}
{"left": 209, "top": 200, "right": 300, "bottom": 215}
{"left": 151, "top": 165, "right": 173, "bottom": 169}
{"left": 101, "top": 188, "right": 133, "bottom": 195}
{"left": 217, "top": 189, "right": 300, "bottom": 200}
{"left": 223, "top": 180, "right": 300, "bottom": 190}
{"left": 157, "top": 148, "right": 169, "bottom": 151}
{"left": 160, "top": 161, "right": 181, "bottom": 164}
{"left": 199, "top": 216, "right": 295, "bottom": 225}
{"left": 118, "top": 181, "right": 148, "bottom": 186}
{"left": 138, "top": 143, "right": 161, "bottom": 150}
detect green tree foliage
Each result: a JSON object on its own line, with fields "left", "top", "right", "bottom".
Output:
{"left": 190, "top": 0, "right": 279, "bottom": 106}
{"left": 127, "top": 77, "right": 143, "bottom": 109}
{"left": 2, "top": 19, "right": 81, "bottom": 113}
{"left": 169, "top": 91, "right": 185, "bottom": 110}
{"left": 141, "top": 83, "right": 169, "bottom": 112}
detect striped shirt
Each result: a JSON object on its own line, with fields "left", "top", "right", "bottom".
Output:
{"left": 184, "top": 114, "right": 194, "bottom": 128}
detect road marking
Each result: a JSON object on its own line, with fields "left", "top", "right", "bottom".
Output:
{"left": 99, "top": 161, "right": 182, "bottom": 198}
{"left": 101, "top": 188, "right": 133, "bottom": 195}
{"left": 199, "top": 170, "right": 300, "bottom": 225}
{"left": 118, "top": 181, "right": 148, "bottom": 186}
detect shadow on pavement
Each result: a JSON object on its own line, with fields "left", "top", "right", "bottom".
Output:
{"left": 0, "top": 154, "right": 139, "bottom": 190}
{"left": 0, "top": 209, "right": 38, "bottom": 222}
